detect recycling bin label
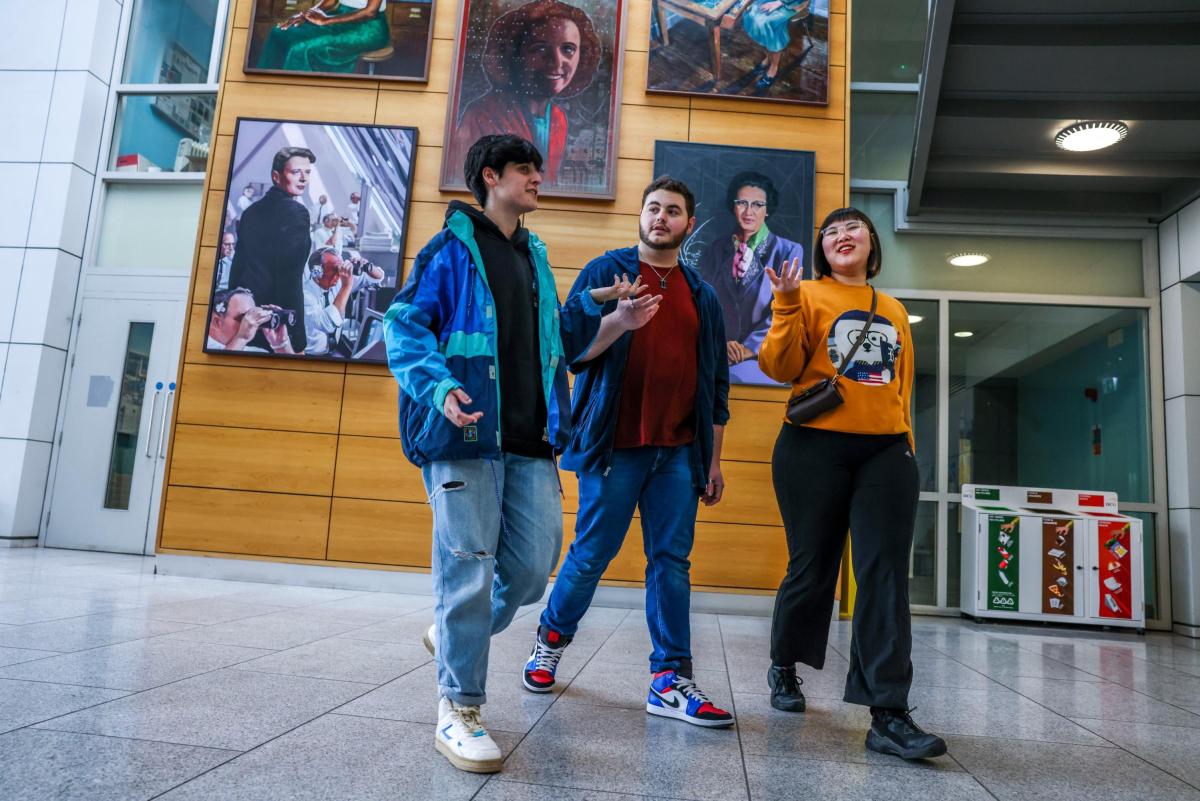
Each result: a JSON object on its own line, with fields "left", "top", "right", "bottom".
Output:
{"left": 987, "top": 515, "right": 1019, "bottom": 611}
{"left": 1042, "top": 518, "right": 1075, "bottom": 615}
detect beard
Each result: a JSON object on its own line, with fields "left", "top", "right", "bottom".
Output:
{"left": 639, "top": 223, "right": 687, "bottom": 251}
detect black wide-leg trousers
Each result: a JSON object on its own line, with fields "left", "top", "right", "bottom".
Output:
{"left": 769, "top": 423, "right": 920, "bottom": 709}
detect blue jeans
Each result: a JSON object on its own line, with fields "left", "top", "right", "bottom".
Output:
{"left": 542, "top": 446, "right": 698, "bottom": 673}
{"left": 422, "top": 454, "right": 562, "bottom": 706}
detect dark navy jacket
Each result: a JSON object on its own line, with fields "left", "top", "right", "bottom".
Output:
{"left": 559, "top": 247, "right": 730, "bottom": 492}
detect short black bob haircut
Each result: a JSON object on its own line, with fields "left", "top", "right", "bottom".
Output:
{"left": 813, "top": 206, "right": 883, "bottom": 280}
{"left": 463, "top": 134, "right": 544, "bottom": 207}
{"left": 725, "top": 171, "right": 778, "bottom": 216}
{"left": 641, "top": 175, "right": 696, "bottom": 219}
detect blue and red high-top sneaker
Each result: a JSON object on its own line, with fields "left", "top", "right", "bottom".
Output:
{"left": 646, "top": 670, "right": 735, "bottom": 728}
{"left": 522, "top": 626, "right": 571, "bottom": 693}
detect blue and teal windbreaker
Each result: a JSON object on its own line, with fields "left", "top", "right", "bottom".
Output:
{"left": 383, "top": 207, "right": 603, "bottom": 466}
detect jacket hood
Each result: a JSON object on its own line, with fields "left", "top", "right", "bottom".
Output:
{"left": 446, "top": 200, "right": 530, "bottom": 249}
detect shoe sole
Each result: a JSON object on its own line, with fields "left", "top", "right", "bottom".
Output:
{"left": 422, "top": 630, "right": 435, "bottom": 657}
{"left": 434, "top": 739, "right": 502, "bottom": 773}
{"left": 769, "top": 697, "right": 806, "bottom": 713}
{"left": 865, "top": 729, "right": 947, "bottom": 760}
{"left": 646, "top": 702, "right": 735, "bottom": 728}
{"left": 522, "top": 675, "right": 554, "bottom": 694}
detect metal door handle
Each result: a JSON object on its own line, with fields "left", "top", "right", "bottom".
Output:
{"left": 157, "top": 383, "right": 176, "bottom": 459}
{"left": 145, "top": 386, "right": 163, "bottom": 458}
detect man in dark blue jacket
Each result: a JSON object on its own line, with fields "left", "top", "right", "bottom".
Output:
{"left": 384, "top": 135, "right": 659, "bottom": 773}
{"left": 519, "top": 177, "right": 736, "bottom": 728}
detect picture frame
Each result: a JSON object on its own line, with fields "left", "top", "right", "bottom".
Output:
{"left": 440, "top": 0, "right": 627, "bottom": 200}
{"left": 244, "top": 0, "right": 435, "bottom": 84}
{"left": 654, "top": 139, "right": 816, "bottom": 386}
{"left": 204, "top": 117, "right": 418, "bottom": 364}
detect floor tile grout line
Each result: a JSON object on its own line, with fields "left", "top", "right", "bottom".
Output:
{"left": 486, "top": 775, "right": 694, "bottom": 800}
{"left": 1066, "top": 718, "right": 1200, "bottom": 794}
{"left": 143, "top": 680, "right": 383, "bottom": 801}
{"left": 984, "top": 668, "right": 1200, "bottom": 724}
{"left": 20, "top": 725, "right": 245, "bottom": 755}
{"left": 716, "top": 615, "right": 754, "bottom": 801}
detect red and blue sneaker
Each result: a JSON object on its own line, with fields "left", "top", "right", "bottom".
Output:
{"left": 646, "top": 670, "right": 735, "bottom": 728}
{"left": 522, "top": 626, "right": 571, "bottom": 693}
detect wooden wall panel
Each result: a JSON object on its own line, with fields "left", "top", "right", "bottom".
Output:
{"left": 161, "top": 486, "right": 330, "bottom": 559}
{"left": 160, "top": 0, "right": 851, "bottom": 594}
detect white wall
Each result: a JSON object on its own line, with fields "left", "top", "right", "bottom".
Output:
{"left": 1159, "top": 196, "right": 1200, "bottom": 635}
{"left": 0, "top": 0, "right": 121, "bottom": 542}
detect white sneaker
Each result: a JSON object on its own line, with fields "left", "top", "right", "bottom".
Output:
{"left": 422, "top": 624, "right": 436, "bottom": 656}
{"left": 435, "top": 697, "right": 502, "bottom": 773}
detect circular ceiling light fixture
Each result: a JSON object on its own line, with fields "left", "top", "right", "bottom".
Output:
{"left": 1054, "top": 121, "right": 1128, "bottom": 152}
{"left": 954, "top": 330, "right": 975, "bottom": 338}
{"left": 948, "top": 252, "right": 990, "bottom": 267}
{"left": 908, "top": 314, "right": 924, "bottom": 324}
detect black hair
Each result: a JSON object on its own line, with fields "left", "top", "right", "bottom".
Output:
{"left": 463, "top": 134, "right": 544, "bottom": 207}
{"left": 813, "top": 207, "right": 883, "bottom": 279}
{"left": 725, "top": 171, "right": 778, "bottom": 215}
{"left": 641, "top": 175, "right": 696, "bottom": 219}
{"left": 271, "top": 147, "right": 316, "bottom": 175}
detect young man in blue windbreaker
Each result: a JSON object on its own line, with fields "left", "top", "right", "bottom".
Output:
{"left": 519, "top": 177, "right": 736, "bottom": 728}
{"left": 383, "top": 135, "right": 659, "bottom": 774}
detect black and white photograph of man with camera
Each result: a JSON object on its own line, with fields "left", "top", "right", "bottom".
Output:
{"left": 206, "top": 117, "right": 418, "bottom": 363}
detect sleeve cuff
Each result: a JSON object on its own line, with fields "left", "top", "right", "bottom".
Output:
{"left": 578, "top": 288, "right": 602, "bottom": 316}
{"left": 431, "top": 377, "right": 461, "bottom": 414}
{"left": 773, "top": 288, "right": 802, "bottom": 307}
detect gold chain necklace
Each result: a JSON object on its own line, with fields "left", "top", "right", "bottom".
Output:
{"left": 646, "top": 263, "right": 677, "bottom": 289}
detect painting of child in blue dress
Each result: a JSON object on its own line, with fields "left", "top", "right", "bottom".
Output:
{"left": 742, "top": 0, "right": 811, "bottom": 90}
{"left": 697, "top": 171, "right": 808, "bottom": 385}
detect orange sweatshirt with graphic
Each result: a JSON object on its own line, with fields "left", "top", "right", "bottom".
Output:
{"left": 758, "top": 277, "right": 915, "bottom": 446}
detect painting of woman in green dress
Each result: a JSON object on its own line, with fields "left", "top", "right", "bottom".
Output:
{"left": 247, "top": 0, "right": 434, "bottom": 82}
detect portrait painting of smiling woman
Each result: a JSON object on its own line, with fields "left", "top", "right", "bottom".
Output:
{"left": 441, "top": 0, "right": 627, "bottom": 199}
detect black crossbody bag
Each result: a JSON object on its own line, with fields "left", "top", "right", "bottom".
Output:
{"left": 785, "top": 287, "right": 878, "bottom": 425}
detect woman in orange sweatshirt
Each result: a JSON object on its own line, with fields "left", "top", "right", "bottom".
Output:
{"left": 758, "top": 207, "right": 947, "bottom": 761}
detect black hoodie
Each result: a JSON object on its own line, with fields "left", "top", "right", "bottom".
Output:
{"left": 447, "top": 200, "right": 550, "bottom": 459}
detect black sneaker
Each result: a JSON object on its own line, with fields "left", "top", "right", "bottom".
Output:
{"left": 767, "top": 664, "right": 806, "bottom": 712}
{"left": 866, "top": 707, "right": 947, "bottom": 760}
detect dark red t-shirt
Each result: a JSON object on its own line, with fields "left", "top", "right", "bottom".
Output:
{"left": 612, "top": 262, "right": 699, "bottom": 449}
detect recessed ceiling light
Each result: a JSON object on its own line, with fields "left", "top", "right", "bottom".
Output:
{"left": 948, "top": 252, "right": 990, "bottom": 267}
{"left": 954, "top": 330, "right": 974, "bottom": 338}
{"left": 1055, "top": 121, "right": 1128, "bottom": 152}
{"left": 908, "top": 314, "right": 924, "bottom": 324}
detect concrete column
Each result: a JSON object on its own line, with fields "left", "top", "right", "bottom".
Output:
{"left": 0, "top": 0, "right": 121, "bottom": 545}
{"left": 1159, "top": 197, "right": 1200, "bottom": 636}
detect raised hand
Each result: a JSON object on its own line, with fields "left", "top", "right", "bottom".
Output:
{"left": 589, "top": 274, "right": 648, "bottom": 305}
{"left": 443, "top": 388, "right": 483, "bottom": 428}
{"left": 765, "top": 257, "right": 804, "bottom": 294}
{"left": 611, "top": 292, "right": 662, "bottom": 331}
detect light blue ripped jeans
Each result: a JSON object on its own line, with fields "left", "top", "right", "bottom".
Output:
{"left": 421, "top": 454, "right": 562, "bottom": 706}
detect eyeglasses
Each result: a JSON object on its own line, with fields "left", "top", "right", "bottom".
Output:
{"left": 733, "top": 199, "right": 768, "bottom": 211}
{"left": 820, "top": 220, "right": 865, "bottom": 240}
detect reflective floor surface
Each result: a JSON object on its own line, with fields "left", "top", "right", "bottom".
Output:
{"left": 1, "top": 548, "right": 1198, "bottom": 800}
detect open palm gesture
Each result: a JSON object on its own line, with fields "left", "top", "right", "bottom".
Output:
{"left": 765, "top": 257, "right": 804, "bottom": 294}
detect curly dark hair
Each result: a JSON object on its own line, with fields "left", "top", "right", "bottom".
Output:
{"left": 725, "top": 171, "right": 778, "bottom": 215}
{"left": 482, "top": 0, "right": 603, "bottom": 99}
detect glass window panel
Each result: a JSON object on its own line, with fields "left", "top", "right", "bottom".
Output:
{"left": 949, "top": 302, "right": 1152, "bottom": 503}
{"left": 851, "top": 92, "right": 917, "bottom": 182}
{"left": 850, "top": 0, "right": 926, "bottom": 83}
{"left": 104, "top": 323, "right": 155, "bottom": 510}
{"left": 97, "top": 184, "right": 203, "bottom": 271}
{"left": 1124, "top": 511, "right": 1158, "bottom": 622}
{"left": 903, "top": 298, "right": 938, "bottom": 492}
{"left": 850, "top": 193, "right": 1145, "bottom": 297}
{"left": 111, "top": 94, "right": 215, "bottom": 173}
{"left": 910, "top": 501, "right": 937, "bottom": 605}
{"left": 123, "top": 0, "right": 221, "bottom": 83}
{"left": 948, "top": 501, "right": 962, "bottom": 608}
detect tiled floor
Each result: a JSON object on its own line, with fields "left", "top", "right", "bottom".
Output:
{"left": 2, "top": 549, "right": 1199, "bottom": 801}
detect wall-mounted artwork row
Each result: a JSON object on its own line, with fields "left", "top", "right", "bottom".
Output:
{"left": 441, "top": 0, "right": 628, "bottom": 199}
{"left": 246, "top": 0, "right": 435, "bottom": 82}
{"left": 205, "top": 118, "right": 417, "bottom": 364}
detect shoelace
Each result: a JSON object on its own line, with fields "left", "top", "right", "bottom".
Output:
{"left": 672, "top": 675, "right": 713, "bottom": 704}
{"left": 456, "top": 705, "right": 485, "bottom": 733}
{"left": 775, "top": 667, "right": 804, "bottom": 695}
{"left": 530, "top": 639, "right": 566, "bottom": 673}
